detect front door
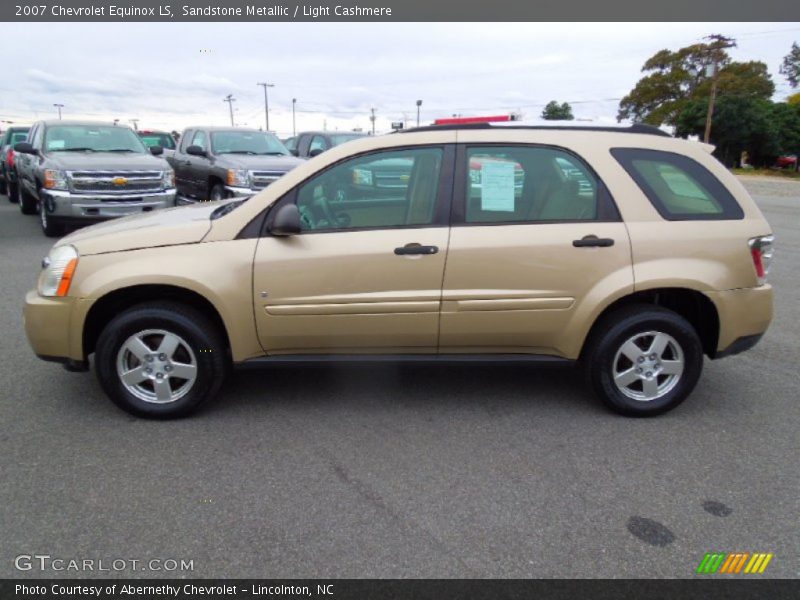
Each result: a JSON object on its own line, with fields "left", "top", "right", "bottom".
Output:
{"left": 439, "top": 144, "right": 633, "bottom": 358}
{"left": 253, "top": 145, "right": 454, "bottom": 354}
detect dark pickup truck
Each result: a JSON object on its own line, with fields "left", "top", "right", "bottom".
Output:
{"left": 284, "top": 131, "right": 366, "bottom": 158}
{"left": 14, "top": 120, "right": 176, "bottom": 237}
{"left": 0, "top": 125, "right": 30, "bottom": 199}
{"left": 168, "top": 126, "right": 303, "bottom": 203}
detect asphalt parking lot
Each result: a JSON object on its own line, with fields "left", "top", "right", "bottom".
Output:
{"left": 0, "top": 177, "right": 797, "bottom": 579}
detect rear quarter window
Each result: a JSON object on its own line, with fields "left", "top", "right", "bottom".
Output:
{"left": 611, "top": 148, "right": 744, "bottom": 220}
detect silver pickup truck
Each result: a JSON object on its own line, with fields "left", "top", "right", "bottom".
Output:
{"left": 14, "top": 120, "right": 176, "bottom": 237}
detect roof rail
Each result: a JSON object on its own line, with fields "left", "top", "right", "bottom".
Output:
{"left": 399, "top": 122, "right": 672, "bottom": 137}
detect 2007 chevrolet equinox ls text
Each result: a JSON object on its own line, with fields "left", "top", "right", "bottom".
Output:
{"left": 23, "top": 124, "right": 774, "bottom": 418}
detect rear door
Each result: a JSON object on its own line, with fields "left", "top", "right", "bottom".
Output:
{"left": 439, "top": 144, "right": 633, "bottom": 358}
{"left": 253, "top": 144, "right": 455, "bottom": 354}
{"left": 172, "top": 129, "right": 194, "bottom": 196}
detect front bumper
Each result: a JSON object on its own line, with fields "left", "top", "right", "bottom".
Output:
{"left": 706, "top": 285, "right": 773, "bottom": 358}
{"left": 24, "top": 290, "right": 75, "bottom": 362}
{"left": 42, "top": 189, "right": 176, "bottom": 220}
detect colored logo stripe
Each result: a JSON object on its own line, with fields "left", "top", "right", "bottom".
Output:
{"left": 697, "top": 552, "right": 773, "bottom": 574}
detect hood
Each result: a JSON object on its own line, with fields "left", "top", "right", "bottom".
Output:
{"left": 214, "top": 153, "right": 304, "bottom": 171}
{"left": 58, "top": 201, "right": 223, "bottom": 255}
{"left": 47, "top": 151, "right": 168, "bottom": 171}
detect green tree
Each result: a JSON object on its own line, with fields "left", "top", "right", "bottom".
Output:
{"left": 618, "top": 36, "right": 774, "bottom": 126}
{"left": 780, "top": 42, "right": 800, "bottom": 88}
{"left": 675, "top": 96, "right": 780, "bottom": 167}
{"left": 541, "top": 101, "right": 574, "bottom": 120}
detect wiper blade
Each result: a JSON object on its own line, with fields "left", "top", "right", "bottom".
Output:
{"left": 210, "top": 199, "right": 247, "bottom": 220}
{"left": 223, "top": 150, "right": 257, "bottom": 155}
{"left": 105, "top": 148, "right": 137, "bottom": 152}
{"left": 58, "top": 147, "right": 95, "bottom": 152}
{"left": 257, "top": 152, "right": 288, "bottom": 156}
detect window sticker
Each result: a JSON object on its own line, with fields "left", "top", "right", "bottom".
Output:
{"left": 480, "top": 161, "right": 516, "bottom": 211}
{"left": 47, "top": 140, "right": 65, "bottom": 150}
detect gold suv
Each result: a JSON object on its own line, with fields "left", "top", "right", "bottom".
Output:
{"left": 23, "top": 124, "right": 774, "bottom": 418}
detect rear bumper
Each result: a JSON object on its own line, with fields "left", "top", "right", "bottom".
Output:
{"left": 706, "top": 285, "right": 773, "bottom": 358}
{"left": 42, "top": 188, "right": 176, "bottom": 220}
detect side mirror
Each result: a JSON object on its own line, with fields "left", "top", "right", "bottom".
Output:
{"left": 149, "top": 144, "right": 164, "bottom": 156}
{"left": 186, "top": 145, "right": 207, "bottom": 157}
{"left": 14, "top": 142, "right": 36, "bottom": 154}
{"left": 308, "top": 148, "right": 324, "bottom": 158}
{"left": 269, "top": 204, "right": 301, "bottom": 236}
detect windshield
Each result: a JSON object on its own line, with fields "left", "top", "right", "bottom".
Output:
{"left": 44, "top": 125, "right": 147, "bottom": 153}
{"left": 210, "top": 130, "right": 289, "bottom": 155}
{"left": 139, "top": 132, "right": 176, "bottom": 149}
{"left": 9, "top": 131, "right": 29, "bottom": 145}
{"left": 329, "top": 134, "right": 365, "bottom": 147}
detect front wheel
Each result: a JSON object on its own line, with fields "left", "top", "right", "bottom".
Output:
{"left": 39, "top": 195, "right": 64, "bottom": 237}
{"left": 583, "top": 305, "right": 703, "bottom": 417}
{"left": 95, "top": 302, "right": 227, "bottom": 418}
{"left": 7, "top": 181, "right": 18, "bottom": 203}
{"left": 208, "top": 183, "right": 226, "bottom": 202}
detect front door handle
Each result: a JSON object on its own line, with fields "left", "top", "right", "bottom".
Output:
{"left": 394, "top": 243, "right": 439, "bottom": 256}
{"left": 573, "top": 235, "right": 614, "bottom": 248}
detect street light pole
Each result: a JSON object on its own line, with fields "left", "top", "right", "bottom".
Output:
{"left": 292, "top": 98, "right": 297, "bottom": 136}
{"left": 223, "top": 94, "right": 236, "bottom": 126}
{"left": 702, "top": 34, "right": 736, "bottom": 144}
{"left": 130, "top": 118, "right": 139, "bottom": 131}
{"left": 416, "top": 99, "right": 422, "bottom": 127}
{"left": 53, "top": 103, "right": 64, "bottom": 119}
{"left": 370, "top": 108, "right": 376, "bottom": 135}
{"left": 257, "top": 82, "right": 275, "bottom": 131}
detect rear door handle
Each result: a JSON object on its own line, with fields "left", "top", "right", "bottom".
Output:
{"left": 573, "top": 235, "right": 614, "bottom": 248}
{"left": 394, "top": 243, "right": 439, "bottom": 256}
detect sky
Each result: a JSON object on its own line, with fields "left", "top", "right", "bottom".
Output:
{"left": 1, "top": 22, "right": 799, "bottom": 137}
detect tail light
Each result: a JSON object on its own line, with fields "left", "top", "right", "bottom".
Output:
{"left": 6, "top": 149, "right": 14, "bottom": 169}
{"left": 749, "top": 235, "right": 774, "bottom": 285}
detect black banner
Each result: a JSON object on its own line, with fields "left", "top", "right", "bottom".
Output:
{"left": 2, "top": 0, "right": 800, "bottom": 22}
{"left": 2, "top": 579, "right": 799, "bottom": 600}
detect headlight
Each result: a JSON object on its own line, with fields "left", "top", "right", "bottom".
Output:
{"left": 38, "top": 245, "right": 78, "bottom": 297}
{"left": 226, "top": 169, "right": 250, "bottom": 188}
{"left": 162, "top": 169, "right": 175, "bottom": 188}
{"left": 44, "top": 169, "right": 68, "bottom": 190}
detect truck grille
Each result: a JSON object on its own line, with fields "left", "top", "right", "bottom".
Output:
{"left": 69, "top": 171, "right": 163, "bottom": 195}
{"left": 250, "top": 171, "right": 285, "bottom": 190}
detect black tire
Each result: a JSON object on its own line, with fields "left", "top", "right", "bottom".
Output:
{"left": 7, "top": 181, "right": 18, "bottom": 203}
{"left": 582, "top": 305, "right": 703, "bottom": 417}
{"left": 95, "top": 302, "right": 227, "bottom": 419}
{"left": 0, "top": 174, "right": 7, "bottom": 196}
{"left": 39, "top": 194, "right": 64, "bottom": 237}
{"left": 19, "top": 184, "right": 37, "bottom": 215}
{"left": 208, "top": 183, "right": 226, "bottom": 202}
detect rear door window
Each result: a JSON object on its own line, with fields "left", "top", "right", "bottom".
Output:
{"left": 611, "top": 148, "right": 744, "bottom": 220}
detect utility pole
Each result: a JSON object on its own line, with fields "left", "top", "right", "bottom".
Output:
{"left": 416, "top": 99, "right": 422, "bottom": 127}
{"left": 703, "top": 34, "right": 736, "bottom": 144}
{"left": 257, "top": 82, "right": 274, "bottom": 131}
{"left": 370, "top": 108, "right": 376, "bottom": 135}
{"left": 53, "top": 103, "right": 64, "bottom": 119}
{"left": 292, "top": 98, "right": 297, "bottom": 136}
{"left": 130, "top": 118, "right": 139, "bottom": 131}
{"left": 223, "top": 94, "right": 236, "bottom": 127}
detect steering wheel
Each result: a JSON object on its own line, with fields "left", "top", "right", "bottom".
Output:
{"left": 313, "top": 194, "right": 339, "bottom": 229}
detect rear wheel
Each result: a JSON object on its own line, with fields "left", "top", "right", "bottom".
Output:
{"left": 95, "top": 302, "right": 227, "bottom": 418}
{"left": 19, "top": 184, "right": 37, "bottom": 214}
{"left": 6, "top": 182, "right": 17, "bottom": 203}
{"left": 0, "top": 173, "right": 7, "bottom": 196}
{"left": 583, "top": 305, "right": 703, "bottom": 416}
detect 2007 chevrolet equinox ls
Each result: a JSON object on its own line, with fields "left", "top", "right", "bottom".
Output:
{"left": 23, "top": 124, "right": 774, "bottom": 418}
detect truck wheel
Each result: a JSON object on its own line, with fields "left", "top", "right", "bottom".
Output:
{"left": 0, "top": 175, "right": 7, "bottom": 196}
{"left": 19, "top": 185, "right": 37, "bottom": 215}
{"left": 583, "top": 305, "right": 703, "bottom": 417}
{"left": 95, "top": 302, "right": 227, "bottom": 419}
{"left": 39, "top": 196, "right": 64, "bottom": 237}
{"left": 7, "top": 182, "right": 17, "bottom": 203}
{"left": 208, "top": 183, "right": 226, "bottom": 202}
